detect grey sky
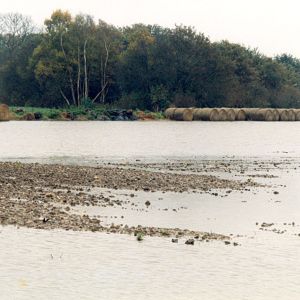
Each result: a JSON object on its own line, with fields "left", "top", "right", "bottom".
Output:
{"left": 2, "top": 0, "right": 299, "bottom": 57}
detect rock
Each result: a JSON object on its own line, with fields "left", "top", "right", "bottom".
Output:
{"left": 185, "top": 239, "right": 194, "bottom": 245}
{"left": 233, "top": 242, "right": 239, "bottom": 246}
{"left": 172, "top": 238, "right": 178, "bottom": 243}
{"left": 273, "top": 191, "right": 279, "bottom": 195}
{"left": 15, "top": 108, "right": 24, "bottom": 113}
{"left": 145, "top": 200, "right": 151, "bottom": 206}
{"left": 261, "top": 222, "right": 274, "bottom": 228}
{"left": 224, "top": 241, "right": 231, "bottom": 245}
{"left": 97, "top": 115, "right": 110, "bottom": 121}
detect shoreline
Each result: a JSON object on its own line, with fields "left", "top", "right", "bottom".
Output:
{"left": 6, "top": 107, "right": 165, "bottom": 122}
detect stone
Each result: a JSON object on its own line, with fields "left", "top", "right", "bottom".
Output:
{"left": 185, "top": 239, "right": 194, "bottom": 245}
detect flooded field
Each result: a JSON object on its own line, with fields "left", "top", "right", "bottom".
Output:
{"left": 1, "top": 121, "right": 300, "bottom": 161}
{"left": 1, "top": 121, "right": 300, "bottom": 299}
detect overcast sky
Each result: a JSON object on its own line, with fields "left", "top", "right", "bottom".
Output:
{"left": 2, "top": 0, "right": 300, "bottom": 57}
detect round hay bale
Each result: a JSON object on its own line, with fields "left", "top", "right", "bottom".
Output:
{"left": 222, "top": 108, "right": 235, "bottom": 121}
{"left": 244, "top": 108, "right": 274, "bottom": 121}
{"left": 0, "top": 104, "right": 10, "bottom": 121}
{"left": 233, "top": 109, "right": 246, "bottom": 121}
{"left": 293, "top": 109, "right": 300, "bottom": 121}
{"left": 217, "top": 108, "right": 229, "bottom": 121}
{"left": 287, "top": 109, "right": 296, "bottom": 121}
{"left": 278, "top": 109, "right": 289, "bottom": 121}
{"left": 273, "top": 109, "right": 280, "bottom": 121}
{"left": 257, "top": 109, "right": 275, "bottom": 121}
{"left": 243, "top": 108, "right": 258, "bottom": 121}
{"left": 165, "top": 108, "right": 176, "bottom": 119}
{"left": 193, "top": 108, "right": 219, "bottom": 121}
{"left": 172, "top": 108, "right": 193, "bottom": 121}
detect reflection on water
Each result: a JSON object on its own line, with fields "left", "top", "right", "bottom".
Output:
{"left": 1, "top": 121, "right": 300, "bottom": 299}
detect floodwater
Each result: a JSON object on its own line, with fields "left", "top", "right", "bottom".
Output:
{"left": 1, "top": 121, "right": 300, "bottom": 300}
{"left": 0, "top": 121, "right": 300, "bottom": 162}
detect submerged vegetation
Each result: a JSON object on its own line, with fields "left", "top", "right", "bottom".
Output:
{"left": 1, "top": 11, "right": 300, "bottom": 111}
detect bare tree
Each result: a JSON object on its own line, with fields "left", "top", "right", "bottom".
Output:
{"left": 92, "top": 39, "right": 110, "bottom": 103}
{"left": 77, "top": 45, "right": 81, "bottom": 106}
{"left": 100, "top": 39, "right": 110, "bottom": 103}
{"left": 83, "top": 39, "right": 88, "bottom": 100}
{"left": 60, "top": 33, "right": 76, "bottom": 106}
{"left": 0, "top": 13, "right": 34, "bottom": 52}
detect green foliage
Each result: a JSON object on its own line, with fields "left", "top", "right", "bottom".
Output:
{"left": 150, "top": 85, "right": 169, "bottom": 111}
{"left": 47, "top": 111, "right": 60, "bottom": 119}
{"left": 81, "top": 97, "right": 95, "bottom": 109}
{"left": 1, "top": 11, "right": 300, "bottom": 109}
{"left": 10, "top": 106, "right": 61, "bottom": 120}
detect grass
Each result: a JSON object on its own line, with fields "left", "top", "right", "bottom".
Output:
{"left": 11, "top": 106, "right": 64, "bottom": 120}
{"left": 9, "top": 105, "right": 166, "bottom": 121}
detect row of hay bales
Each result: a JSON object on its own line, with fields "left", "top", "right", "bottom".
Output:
{"left": 165, "top": 108, "right": 300, "bottom": 121}
{"left": 0, "top": 104, "right": 10, "bottom": 121}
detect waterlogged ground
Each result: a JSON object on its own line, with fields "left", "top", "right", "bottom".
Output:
{"left": 1, "top": 121, "right": 300, "bottom": 299}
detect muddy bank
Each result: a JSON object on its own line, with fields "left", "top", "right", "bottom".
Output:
{"left": 0, "top": 161, "right": 261, "bottom": 193}
{"left": 109, "top": 158, "right": 297, "bottom": 176}
{"left": 0, "top": 194, "right": 228, "bottom": 241}
{"left": 0, "top": 161, "right": 256, "bottom": 241}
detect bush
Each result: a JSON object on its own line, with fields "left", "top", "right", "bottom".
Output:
{"left": 172, "top": 93, "right": 197, "bottom": 108}
{"left": 47, "top": 111, "right": 60, "bottom": 119}
{"left": 81, "top": 98, "right": 95, "bottom": 109}
{"left": 34, "top": 112, "right": 43, "bottom": 120}
{"left": 114, "top": 93, "right": 148, "bottom": 110}
{"left": 22, "top": 113, "right": 35, "bottom": 120}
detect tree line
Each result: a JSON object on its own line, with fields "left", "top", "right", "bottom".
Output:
{"left": 1, "top": 10, "right": 300, "bottom": 110}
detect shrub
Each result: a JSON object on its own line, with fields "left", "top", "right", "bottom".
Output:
{"left": 34, "top": 112, "right": 43, "bottom": 120}
{"left": 47, "top": 111, "right": 60, "bottom": 119}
